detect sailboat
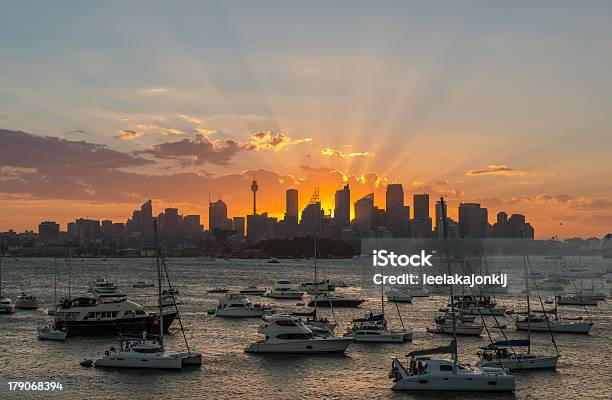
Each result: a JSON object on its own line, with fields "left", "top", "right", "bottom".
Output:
{"left": 388, "top": 197, "right": 515, "bottom": 392}
{"left": 93, "top": 220, "right": 202, "bottom": 369}
{"left": 0, "top": 255, "right": 15, "bottom": 314}
{"left": 38, "top": 257, "right": 67, "bottom": 340}
{"left": 478, "top": 241, "right": 559, "bottom": 370}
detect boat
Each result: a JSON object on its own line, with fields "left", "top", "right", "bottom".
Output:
{"left": 133, "top": 280, "right": 154, "bottom": 288}
{"left": 207, "top": 287, "right": 230, "bottom": 293}
{"left": 0, "top": 257, "right": 15, "bottom": 314}
{"left": 214, "top": 293, "right": 270, "bottom": 317}
{"left": 454, "top": 295, "right": 506, "bottom": 316}
{"left": 37, "top": 325, "right": 67, "bottom": 341}
{"left": 307, "top": 293, "right": 364, "bottom": 308}
{"left": 556, "top": 294, "right": 599, "bottom": 306}
{"left": 94, "top": 220, "right": 201, "bottom": 369}
{"left": 298, "top": 280, "right": 335, "bottom": 294}
{"left": 389, "top": 198, "right": 515, "bottom": 393}
{"left": 264, "top": 280, "right": 304, "bottom": 299}
{"left": 386, "top": 289, "right": 412, "bottom": 303}
{"left": 89, "top": 278, "right": 117, "bottom": 294}
{"left": 266, "top": 258, "right": 281, "bottom": 264}
{"left": 239, "top": 286, "right": 267, "bottom": 296}
{"left": 15, "top": 292, "right": 38, "bottom": 309}
{"left": 427, "top": 313, "right": 483, "bottom": 336}
{"left": 344, "top": 313, "right": 411, "bottom": 343}
{"left": 244, "top": 315, "right": 352, "bottom": 354}
{"left": 478, "top": 340, "right": 559, "bottom": 370}
{"left": 515, "top": 314, "right": 592, "bottom": 333}
{"left": 575, "top": 287, "right": 607, "bottom": 301}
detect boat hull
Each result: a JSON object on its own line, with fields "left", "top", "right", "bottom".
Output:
{"left": 307, "top": 299, "right": 364, "bottom": 308}
{"left": 479, "top": 355, "right": 559, "bottom": 370}
{"left": 265, "top": 292, "right": 304, "bottom": 299}
{"left": 94, "top": 354, "right": 183, "bottom": 369}
{"left": 245, "top": 338, "right": 352, "bottom": 354}
{"left": 556, "top": 298, "right": 599, "bottom": 306}
{"left": 462, "top": 308, "right": 506, "bottom": 316}
{"left": 426, "top": 326, "right": 483, "bottom": 336}
{"left": 15, "top": 300, "right": 38, "bottom": 309}
{"left": 38, "top": 330, "right": 67, "bottom": 341}
{"left": 392, "top": 374, "right": 515, "bottom": 392}
{"left": 55, "top": 316, "right": 155, "bottom": 336}
{"left": 348, "top": 332, "right": 412, "bottom": 343}
{"left": 515, "top": 320, "right": 592, "bottom": 334}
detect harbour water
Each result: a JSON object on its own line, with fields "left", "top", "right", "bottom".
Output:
{"left": 0, "top": 257, "right": 610, "bottom": 399}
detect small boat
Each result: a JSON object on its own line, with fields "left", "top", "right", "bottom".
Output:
{"left": 132, "top": 280, "right": 154, "bottom": 288}
{"left": 89, "top": 279, "right": 117, "bottom": 294}
{"left": 386, "top": 289, "right": 412, "bottom": 303}
{"left": 38, "top": 325, "right": 67, "bottom": 341}
{"left": 15, "top": 292, "right": 38, "bottom": 309}
{"left": 264, "top": 280, "right": 304, "bottom": 299}
{"left": 556, "top": 294, "right": 599, "bottom": 306}
{"left": 575, "top": 288, "right": 607, "bottom": 301}
{"left": 344, "top": 313, "right": 411, "bottom": 343}
{"left": 515, "top": 315, "right": 592, "bottom": 334}
{"left": 266, "top": 258, "right": 281, "bottom": 264}
{"left": 298, "top": 280, "right": 335, "bottom": 294}
{"left": 207, "top": 287, "right": 230, "bottom": 293}
{"left": 244, "top": 315, "right": 352, "bottom": 354}
{"left": 214, "top": 293, "right": 270, "bottom": 318}
{"left": 477, "top": 340, "right": 558, "bottom": 370}
{"left": 453, "top": 296, "right": 506, "bottom": 316}
{"left": 427, "top": 313, "right": 483, "bottom": 336}
{"left": 0, "top": 297, "right": 15, "bottom": 314}
{"left": 239, "top": 286, "right": 267, "bottom": 296}
{"left": 307, "top": 293, "right": 364, "bottom": 308}
{"left": 389, "top": 341, "right": 515, "bottom": 392}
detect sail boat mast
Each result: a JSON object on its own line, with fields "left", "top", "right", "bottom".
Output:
{"left": 154, "top": 219, "right": 164, "bottom": 348}
{"left": 440, "top": 197, "right": 459, "bottom": 367}
{"left": 521, "top": 232, "right": 532, "bottom": 355}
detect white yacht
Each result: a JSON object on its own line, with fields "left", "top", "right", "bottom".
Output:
{"left": 389, "top": 342, "right": 515, "bottom": 392}
{"left": 15, "top": 292, "right": 38, "bottom": 309}
{"left": 89, "top": 278, "right": 117, "bottom": 294}
{"left": 239, "top": 286, "right": 267, "bottom": 296}
{"left": 0, "top": 297, "right": 15, "bottom": 314}
{"left": 214, "top": 293, "right": 270, "bottom": 317}
{"left": 386, "top": 289, "right": 412, "bottom": 303}
{"left": 515, "top": 314, "right": 592, "bottom": 333}
{"left": 427, "top": 313, "right": 483, "bottom": 336}
{"left": 344, "top": 313, "right": 411, "bottom": 343}
{"left": 37, "top": 325, "right": 67, "bottom": 341}
{"left": 245, "top": 315, "right": 352, "bottom": 354}
{"left": 264, "top": 280, "right": 304, "bottom": 299}
{"left": 478, "top": 340, "right": 559, "bottom": 370}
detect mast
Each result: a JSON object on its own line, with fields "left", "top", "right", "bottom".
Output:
{"left": 521, "top": 231, "right": 531, "bottom": 355}
{"left": 0, "top": 254, "right": 2, "bottom": 298}
{"left": 440, "top": 197, "right": 459, "bottom": 368}
{"left": 154, "top": 219, "right": 164, "bottom": 348}
{"left": 53, "top": 257, "right": 58, "bottom": 307}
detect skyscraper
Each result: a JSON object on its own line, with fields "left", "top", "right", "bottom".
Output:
{"left": 458, "top": 203, "right": 488, "bottom": 238}
{"left": 141, "top": 199, "right": 153, "bottom": 242}
{"left": 385, "top": 184, "right": 409, "bottom": 236}
{"left": 300, "top": 202, "right": 323, "bottom": 237}
{"left": 38, "top": 221, "right": 60, "bottom": 244}
{"left": 354, "top": 193, "right": 374, "bottom": 232}
{"left": 233, "top": 216, "right": 245, "bottom": 237}
{"left": 285, "top": 189, "right": 298, "bottom": 219}
{"left": 334, "top": 184, "right": 350, "bottom": 227}
{"left": 413, "top": 194, "right": 429, "bottom": 221}
{"left": 209, "top": 200, "right": 228, "bottom": 230}
{"left": 386, "top": 184, "right": 404, "bottom": 210}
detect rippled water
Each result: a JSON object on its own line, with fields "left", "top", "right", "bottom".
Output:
{"left": 0, "top": 257, "right": 611, "bottom": 399}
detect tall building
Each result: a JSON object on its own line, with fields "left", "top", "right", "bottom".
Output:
{"left": 38, "top": 221, "right": 60, "bottom": 244}
{"left": 300, "top": 202, "right": 323, "bottom": 237}
{"left": 285, "top": 189, "right": 298, "bottom": 219}
{"left": 353, "top": 193, "right": 374, "bottom": 232}
{"left": 141, "top": 199, "right": 153, "bottom": 242}
{"left": 334, "top": 184, "right": 351, "bottom": 227}
{"left": 162, "top": 208, "right": 181, "bottom": 241}
{"left": 413, "top": 194, "right": 430, "bottom": 221}
{"left": 508, "top": 214, "right": 534, "bottom": 239}
{"left": 183, "top": 215, "right": 202, "bottom": 239}
{"left": 458, "top": 203, "right": 488, "bottom": 238}
{"left": 385, "top": 184, "right": 409, "bottom": 236}
{"left": 209, "top": 200, "right": 229, "bottom": 231}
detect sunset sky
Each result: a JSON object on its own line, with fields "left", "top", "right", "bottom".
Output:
{"left": 1, "top": 2, "right": 612, "bottom": 238}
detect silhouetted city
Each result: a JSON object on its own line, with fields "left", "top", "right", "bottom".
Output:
{"left": 1, "top": 180, "right": 538, "bottom": 257}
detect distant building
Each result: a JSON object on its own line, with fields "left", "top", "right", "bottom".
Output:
{"left": 283, "top": 189, "right": 299, "bottom": 238}
{"left": 458, "top": 203, "right": 488, "bottom": 238}
{"left": 353, "top": 193, "right": 374, "bottom": 233}
{"left": 412, "top": 194, "right": 432, "bottom": 237}
{"left": 209, "top": 200, "right": 231, "bottom": 231}
{"left": 183, "top": 215, "right": 202, "bottom": 239}
{"left": 334, "top": 184, "right": 351, "bottom": 228}
{"left": 385, "top": 184, "right": 409, "bottom": 236}
{"left": 300, "top": 202, "right": 323, "bottom": 237}
{"left": 38, "top": 221, "right": 60, "bottom": 244}
{"left": 233, "top": 217, "right": 245, "bottom": 237}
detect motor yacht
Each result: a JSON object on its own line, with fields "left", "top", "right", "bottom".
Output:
{"left": 0, "top": 297, "right": 15, "bottom": 314}
{"left": 575, "top": 287, "right": 607, "bottom": 301}
{"left": 214, "top": 293, "right": 270, "bottom": 317}
{"left": 239, "top": 286, "right": 267, "bottom": 296}
{"left": 15, "top": 292, "right": 38, "bottom": 309}
{"left": 515, "top": 314, "right": 592, "bottom": 333}
{"left": 386, "top": 289, "right": 412, "bottom": 303}
{"left": 389, "top": 344, "right": 515, "bottom": 392}
{"left": 477, "top": 340, "right": 559, "bottom": 370}
{"left": 307, "top": 293, "right": 364, "bottom": 308}
{"left": 453, "top": 296, "right": 506, "bottom": 316}
{"left": 207, "top": 287, "right": 230, "bottom": 293}
{"left": 133, "top": 280, "right": 154, "bottom": 288}
{"left": 344, "top": 313, "right": 411, "bottom": 343}
{"left": 244, "top": 315, "right": 352, "bottom": 354}
{"left": 264, "top": 280, "right": 304, "bottom": 299}
{"left": 89, "top": 279, "right": 117, "bottom": 294}
{"left": 298, "top": 280, "right": 335, "bottom": 294}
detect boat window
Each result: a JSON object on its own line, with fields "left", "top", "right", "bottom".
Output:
{"left": 275, "top": 320, "right": 297, "bottom": 327}
{"left": 276, "top": 333, "right": 313, "bottom": 340}
{"left": 439, "top": 365, "right": 453, "bottom": 371}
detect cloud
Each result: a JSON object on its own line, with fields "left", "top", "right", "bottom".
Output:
{"left": 300, "top": 165, "right": 335, "bottom": 174}
{"left": 141, "top": 87, "right": 167, "bottom": 94}
{"left": 466, "top": 164, "right": 526, "bottom": 176}
{"left": 569, "top": 198, "right": 612, "bottom": 210}
{"left": 244, "top": 131, "right": 312, "bottom": 151}
{"left": 320, "top": 147, "right": 369, "bottom": 158}
{"left": 115, "top": 130, "right": 145, "bottom": 140}
{"left": 163, "top": 128, "right": 184, "bottom": 136}
{"left": 178, "top": 114, "right": 202, "bottom": 124}
{"left": 137, "top": 133, "right": 241, "bottom": 166}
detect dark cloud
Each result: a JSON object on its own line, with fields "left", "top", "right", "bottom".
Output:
{"left": 467, "top": 164, "right": 525, "bottom": 176}
{"left": 137, "top": 133, "right": 241, "bottom": 166}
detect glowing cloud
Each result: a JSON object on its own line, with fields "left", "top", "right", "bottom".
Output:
{"left": 163, "top": 128, "right": 184, "bottom": 136}
{"left": 244, "top": 131, "right": 312, "bottom": 151}
{"left": 178, "top": 114, "right": 202, "bottom": 124}
{"left": 466, "top": 164, "right": 526, "bottom": 176}
{"left": 320, "top": 147, "right": 369, "bottom": 158}
{"left": 115, "top": 130, "right": 144, "bottom": 140}
{"left": 141, "top": 87, "right": 167, "bottom": 94}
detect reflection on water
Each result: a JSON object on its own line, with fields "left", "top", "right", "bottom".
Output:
{"left": 0, "top": 257, "right": 610, "bottom": 399}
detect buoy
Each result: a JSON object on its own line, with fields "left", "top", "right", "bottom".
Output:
{"left": 80, "top": 359, "right": 94, "bottom": 367}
